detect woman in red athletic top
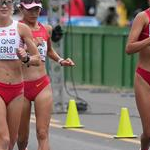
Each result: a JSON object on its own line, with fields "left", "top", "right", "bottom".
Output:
{"left": 17, "top": 1, "right": 75, "bottom": 150}
{"left": 126, "top": 4, "right": 150, "bottom": 150}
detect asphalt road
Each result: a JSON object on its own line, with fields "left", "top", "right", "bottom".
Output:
{"left": 14, "top": 86, "right": 141, "bottom": 150}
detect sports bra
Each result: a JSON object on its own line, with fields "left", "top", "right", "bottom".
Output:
{"left": 139, "top": 9, "right": 150, "bottom": 40}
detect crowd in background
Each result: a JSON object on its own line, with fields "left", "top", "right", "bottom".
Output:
{"left": 13, "top": 0, "right": 149, "bottom": 27}
{"left": 63, "top": 0, "right": 129, "bottom": 27}
{"left": 62, "top": 0, "right": 150, "bottom": 27}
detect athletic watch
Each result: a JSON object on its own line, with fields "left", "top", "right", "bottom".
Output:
{"left": 58, "top": 58, "right": 64, "bottom": 65}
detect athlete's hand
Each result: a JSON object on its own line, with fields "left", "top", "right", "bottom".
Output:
{"left": 17, "top": 47, "right": 28, "bottom": 62}
{"left": 60, "top": 58, "right": 75, "bottom": 66}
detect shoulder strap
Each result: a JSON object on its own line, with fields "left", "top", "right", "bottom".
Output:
{"left": 145, "top": 9, "right": 150, "bottom": 21}
{"left": 38, "top": 22, "right": 50, "bottom": 39}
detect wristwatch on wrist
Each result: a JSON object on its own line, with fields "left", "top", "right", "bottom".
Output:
{"left": 22, "top": 54, "right": 30, "bottom": 64}
{"left": 58, "top": 58, "right": 64, "bottom": 65}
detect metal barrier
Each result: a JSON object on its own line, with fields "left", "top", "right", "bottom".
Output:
{"left": 63, "top": 26, "right": 137, "bottom": 88}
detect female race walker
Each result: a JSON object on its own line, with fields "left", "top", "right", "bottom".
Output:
{"left": 0, "top": 0, "right": 41, "bottom": 150}
{"left": 17, "top": 0, "right": 75, "bottom": 150}
{"left": 126, "top": 2, "right": 150, "bottom": 150}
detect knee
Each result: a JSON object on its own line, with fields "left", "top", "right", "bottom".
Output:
{"left": 36, "top": 129, "right": 48, "bottom": 140}
{"left": 0, "top": 136, "right": 10, "bottom": 150}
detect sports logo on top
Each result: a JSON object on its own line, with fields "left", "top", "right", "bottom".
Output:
{"left": 0, "top": 30, "right": 6, "bottom": 36}
{"left": 9, "top": 29, "right": 16, "bottom": 36}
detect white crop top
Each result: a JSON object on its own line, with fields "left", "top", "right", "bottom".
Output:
{"left": 0, "top": 20, "right": 22, "bottom": 60}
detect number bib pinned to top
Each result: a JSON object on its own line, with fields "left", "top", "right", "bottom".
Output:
{"left": 0, "top": 21, "right": 22, "bottom": 60}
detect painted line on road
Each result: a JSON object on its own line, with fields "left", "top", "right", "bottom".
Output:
{"left": 66, "top": 128, "right": 140, "bottom": 144}
{"left": 30, "top": 118, "right": 140, "bottom": 145}
{"left": 30, "top": 115, "right": 60, "bottom": 123}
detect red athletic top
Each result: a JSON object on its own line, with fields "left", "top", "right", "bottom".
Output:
{"left": 19, "top": 20, "right": 50, "bottom": 40}
{"left": 32, "top": 22, "right": 50, "bottom": 61}
{"left": 32, "top": 22, "right": 50, "bottom": 40}
{"left": 139, "top": 9, "right": 150, "bottom": 40}
{"left": 20, "top": 21, "right": 50, "bottom": 61}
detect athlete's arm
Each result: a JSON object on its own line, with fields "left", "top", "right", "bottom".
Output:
{"left": 18, "top": 22, "right": 41, "bottom": 66}
{"left": 45, "top": 25, "right": 64, "bottom": 62}
{"left": 45, "top": 25, "right": 75, "bottom": 66}
{"left": 126, "top": 12, "right": 150, "bottom": 54}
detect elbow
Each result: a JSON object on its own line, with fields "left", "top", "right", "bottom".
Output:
{"left": 125, "top": 45, "right": 132, "bottom": 55}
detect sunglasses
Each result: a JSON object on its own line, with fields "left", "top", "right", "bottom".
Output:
{"left": 20, "top": 0, "right": 42, "bottom": 4}
{"left": 0, "top": 0, "right": 13, "bottom": 7}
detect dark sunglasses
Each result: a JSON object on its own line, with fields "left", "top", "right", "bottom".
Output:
{"left": 20, "top": 0, "right": 42, "bottom": 4}
{"left": 0, "top": 0, "right": 13, "bottom": 7}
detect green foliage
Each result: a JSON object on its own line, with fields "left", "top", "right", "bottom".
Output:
{"left": 42, "top": 0, "right": 48, "bottom": 9}
{"left": 123, "top": 0, "right": 148, "bottom": 18}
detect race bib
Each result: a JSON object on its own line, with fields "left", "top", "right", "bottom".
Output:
{"left": 0, "top": 38, "right": 18, "bottom": 60}
{"left": 38, "top": 40, "right": 47, "bottom": 61}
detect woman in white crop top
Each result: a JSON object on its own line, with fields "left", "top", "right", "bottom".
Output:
{"left": 0, "top": 0, "right": 41, "bottom": 150}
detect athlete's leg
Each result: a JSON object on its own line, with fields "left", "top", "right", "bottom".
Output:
{"left": 7, "top": 94, "right": 24, "bottom": 150}
{"left": 34, "top": 85, "right": 53, "bottom": 150}
{"left": 17, "top": 98, "right": 31, "bottom": 150}
{"left": 135, "top": 73, "right": 150, "bottom": 150}
{"left": 0, "top": 97, "right": 10, "bottom": 150}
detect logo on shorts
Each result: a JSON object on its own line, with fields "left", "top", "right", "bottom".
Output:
{"left": 36, "top": 81, "right": 44, "bottom": 87}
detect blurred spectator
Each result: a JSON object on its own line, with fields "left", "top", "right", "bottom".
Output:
{"left": 96, "top": 0, "right": 118, "bottom": 25}
{"left": 64, "top": 0, "right": 86, "bottom": 16}
{"left": 62, "top": 0, "right": 100, "bottom": 26}
{"left": 116, "top": 0, "right": 129, "bottom": 27}
{"left": 83, "top": 0, "right": 96, "bottom": 16}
